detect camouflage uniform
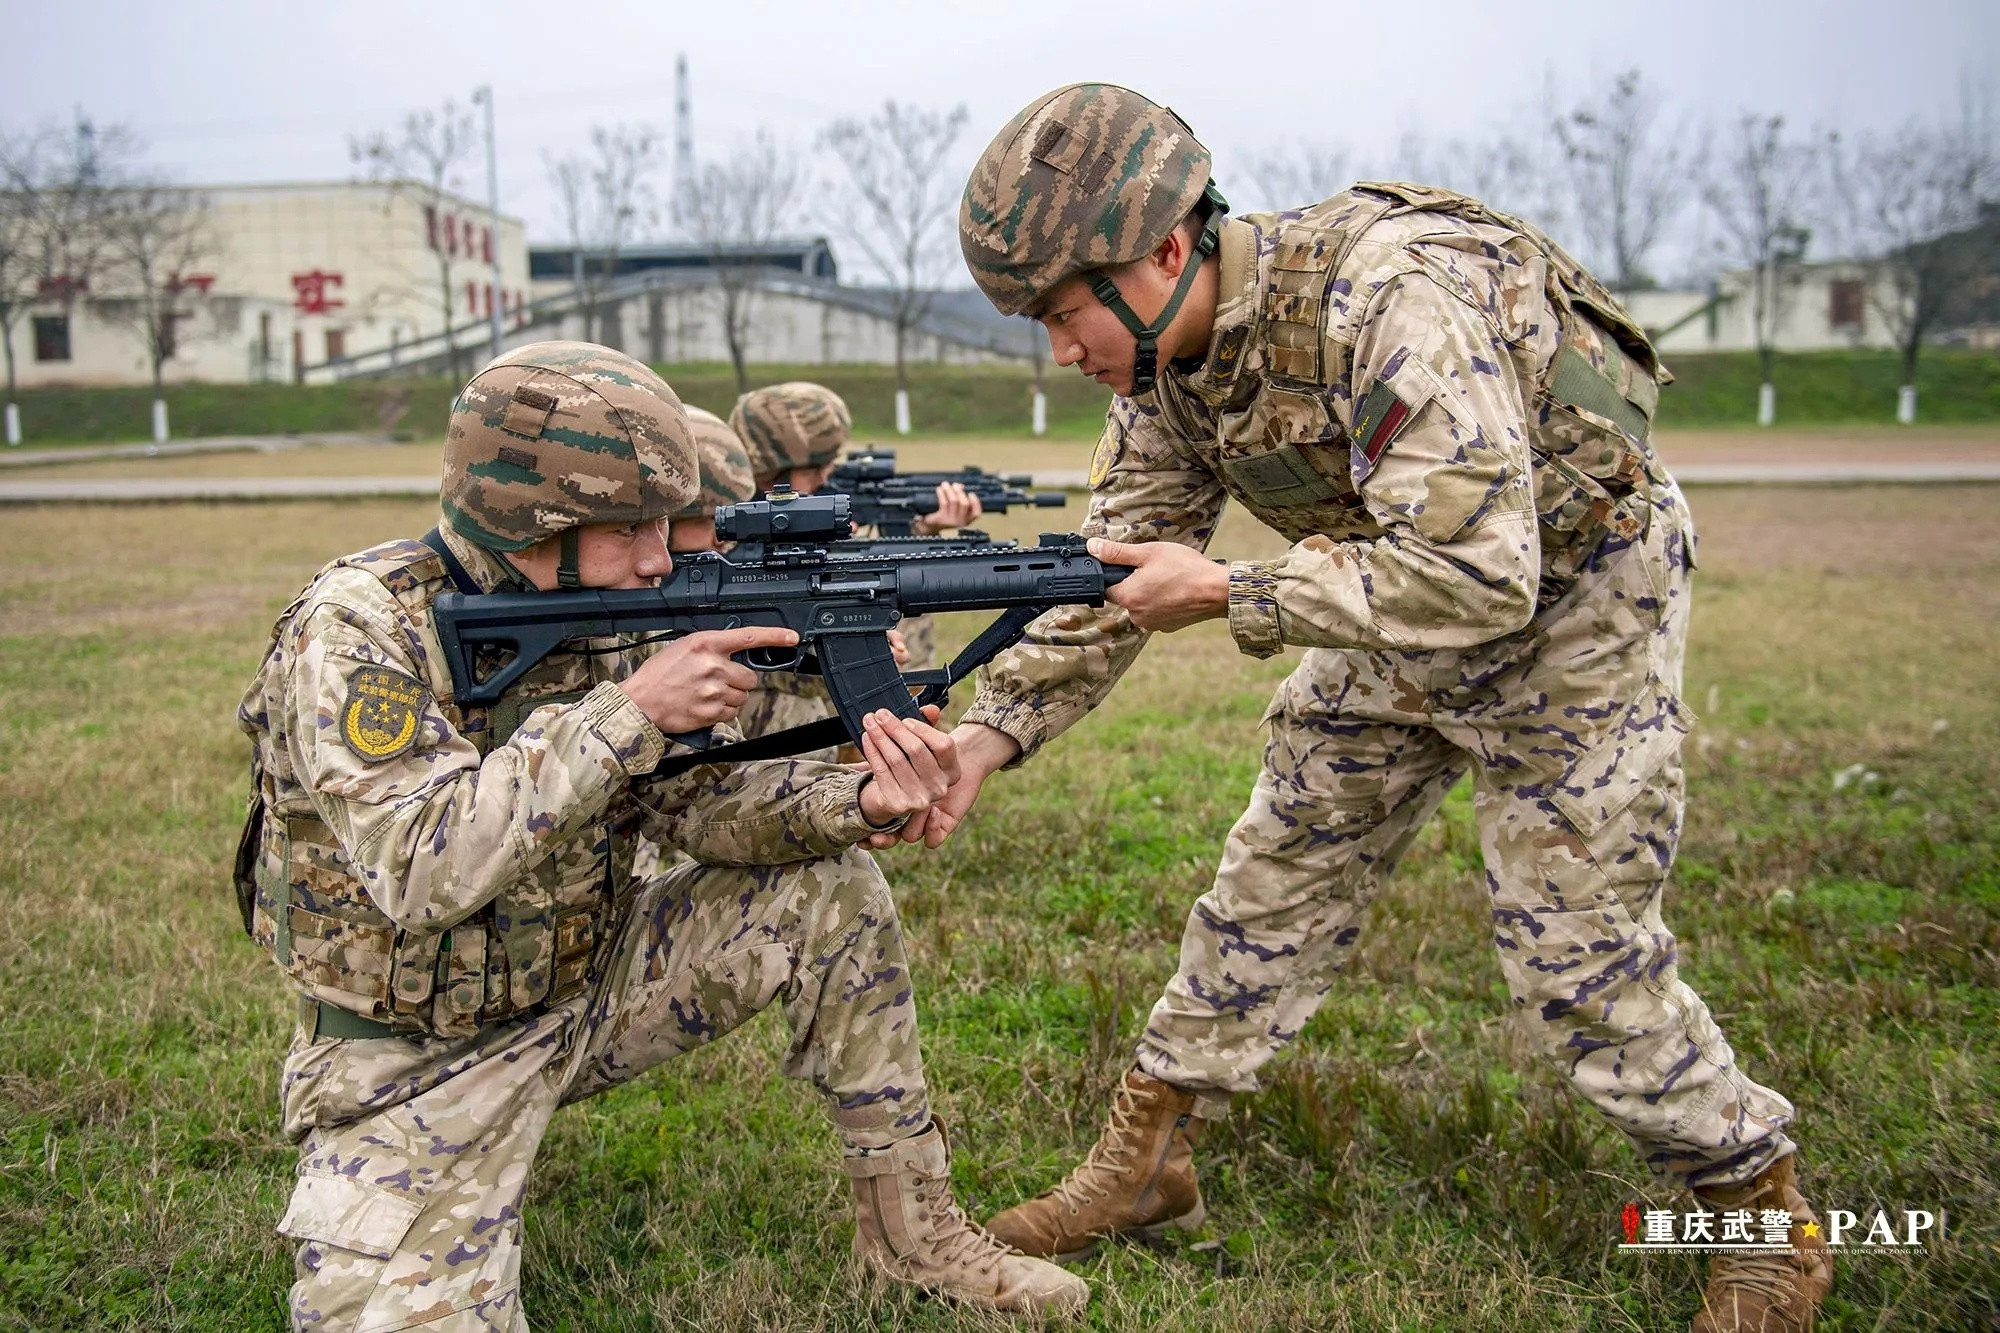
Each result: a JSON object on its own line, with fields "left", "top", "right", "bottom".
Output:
{"left": 630, "top": 405, "right": 759, "bottom": 882}
{"left": 239, "top": 348, "right": 930, "bottom": 1329}
{"left": 963, "top": 185, "right": 1796, "bottom": 1191}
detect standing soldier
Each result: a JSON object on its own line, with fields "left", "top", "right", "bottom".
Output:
{"left": 236, "top": 342, "right": 1086, "bottom": 1327}
{"left": 927, "top": 84, "right": 1830, "bottom": 1332}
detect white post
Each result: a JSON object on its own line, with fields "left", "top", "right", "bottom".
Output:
{"left": 1897, "top": 384, "right": 1917, "bottom": 424}
{"left": 1032, "top": 390, "right": 1047, "bottom": 437}
{"left": 151, "top": 398, "right": 169, "bottom": 445}
{"left": 1757, "top": 382, "right": 1775, "bottom": 426}
{"left": 4, "top": 402, "right": 19, "bottom": 446}
{"left": 894, "top": 388, "right": 911, "bottom": 436}
{"left": 475, "top": 86, "right": 504, "bottom": 362}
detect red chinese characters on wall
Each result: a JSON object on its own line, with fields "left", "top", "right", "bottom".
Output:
{"left": 292, "top": 269, "right": 346, "bottom": 316}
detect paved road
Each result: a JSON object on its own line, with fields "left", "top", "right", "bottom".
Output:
{"left": 0, "top": 432, "right": 391, "bottom": 469}
{"left": 5, "top": 461, "right": 1999, "bottom": 504}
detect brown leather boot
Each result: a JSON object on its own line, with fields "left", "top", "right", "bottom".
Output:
{"left": 845, "top": 1121, "right": 1088, "bottom": 1318}
{"left": 1690, "top": 1154, "right": 1833, "bottom": 1333}
{"left": 985, "top": 1068, "right": 1206, "bottom": 1261}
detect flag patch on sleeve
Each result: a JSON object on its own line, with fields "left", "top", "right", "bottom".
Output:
{"left": 1353, "top": 378, "right": 1417, "bottom": 466}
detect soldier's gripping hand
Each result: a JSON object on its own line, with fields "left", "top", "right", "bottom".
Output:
{"left": 913, "top": 481, "right": 984, "bottom": 535}
{"left": 855, "top": 706, "right": 961, "bottom": 831}
{"left": 619, "top": 625, "right": 801, "bottom": 735}
{"left": 1088, "top": 537, "right": 1229, "bottom": 633}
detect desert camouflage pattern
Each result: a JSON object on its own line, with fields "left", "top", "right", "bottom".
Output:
{"left": 677, "top": 405, "right": 757, "bottom": 519}
{"left": 961, "top": 83, "right": 1213, "bottom": 315}
{"left": 442, "top": 341, "right": 698, "bottom": 552}
{"left": 237, "top": 529, "right": 891, "bottom": 1035}
{"left": 278, "top": 848, "right": 923, "bottom": 1330}
{"left": 966, "top": 185, "right": 1795, "bottom": 1189}
{"left": 240, "top": 525, "right": 930, "bottom": 1328}
{"left": 731, "top": 382, "right": 852, "bottom": 477}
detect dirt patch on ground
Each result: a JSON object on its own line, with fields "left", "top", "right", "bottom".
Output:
{"left": 1656, "top": 426, "right": 2000, "bottom": 467}
{"left": 1686, "top": 484, "right": 2000, "bottom": 582}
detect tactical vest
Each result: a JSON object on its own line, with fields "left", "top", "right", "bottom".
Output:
{"left": 1163, "top": 182, "right": 1669, "bottom": 608}
{"left": 235, "top": 539, "right": 617, "bottom": 1038}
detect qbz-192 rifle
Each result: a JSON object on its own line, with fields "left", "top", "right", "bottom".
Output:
{"left": 432, "top": 492, "right": 1128, "bottom": 774}
{"left": 826, "top": 449, "right": 1069, "bottom": 536}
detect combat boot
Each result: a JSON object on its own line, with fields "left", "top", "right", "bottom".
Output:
{"left": 986, "top": 1068, "right": 1206, "bottom": 1261}
{"left": 845, "top": 1121, "right": 1088, "bottom": 1318}
{"left": 1690, "top": 1154, "right": 1833, "bottom": 1333}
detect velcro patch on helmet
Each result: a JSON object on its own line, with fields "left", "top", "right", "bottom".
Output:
{"left": 339, "top": 666, "right": 430, "bottom": 763}
{"left": 1031, "top": 120, "right": 1084, "bottom": 172}
{"left": 503, "top": 386, "right": 558, "bottom": 440}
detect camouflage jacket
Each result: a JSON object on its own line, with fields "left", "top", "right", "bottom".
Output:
{"left": 963, "top": 182, "right": 1672, "bottom": 760}
{"left": 236, "top": 526, "right": 889, "bottom": 1035}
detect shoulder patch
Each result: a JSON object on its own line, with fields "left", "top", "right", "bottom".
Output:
{"left": 339, "top": 666, "right": 431, "bottom": 762}
{"left": 1353, "top": 377, "right": 1417, "bottom": 466}
{"left": 1087, "top": 423, "right": 1124, "bottom": 489}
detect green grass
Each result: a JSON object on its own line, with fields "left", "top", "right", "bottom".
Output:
{"left": 0, "top": 489, "right": 1996, "bottom": 1328}
{"left": 9, "top": 348, "right": 1997, "bottom": 447}
{"left": 1655, "top": 348, "right": 2000, "bottom": 426}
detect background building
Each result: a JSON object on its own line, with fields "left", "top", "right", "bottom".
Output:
{"left": 5, "top": 181, "right": 529, "bottom": 388}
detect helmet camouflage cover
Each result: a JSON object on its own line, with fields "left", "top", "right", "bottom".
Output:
{"left": 442, "top": 341, "right": 698, "bottom": 551}
{"left": 677, "top": 405, "right": 757, "bottom": 518}
{"left": 730, "top": 382, "right": 852, "bottom": 477}
{"left": 960, "top": 83, "right": 1213, "bottom": 316}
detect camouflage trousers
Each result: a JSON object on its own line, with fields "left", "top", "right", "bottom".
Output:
{"left": 275, "top": 848, "right": 925, "bottom": 1332}
{"left": 1137, "top": 483, "right": 1797, "bottom": 1189}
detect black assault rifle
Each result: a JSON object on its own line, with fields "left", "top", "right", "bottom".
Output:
{"left": 827, "top": 449, "right": 1069, "bottom": 536}
{"left": 432, "top": 492, "right": 1128, "bottom": 775}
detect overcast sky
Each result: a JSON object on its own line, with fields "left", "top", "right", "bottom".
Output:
{"left": 4, "top": 0, "right": 1994, "bottom": 280}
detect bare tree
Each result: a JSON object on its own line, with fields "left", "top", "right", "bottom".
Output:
{"left": 352, "top": 102, "right": 479, "bottom": 379}
{"left": 1242, "top": 140, "right": 1351, "bottom": 212}
{"left": 0, "top": 134, "right": 44, "bottom": 443}
{"left": 821, "top": 101, "right": 969, "bottom": 433}
{"left": 1704, "top": 114, "right": 1822, "bottom": 423}
{"left": 94, "top": 177, "right": 212, "bottom": 441}
{"left": 0, "top": 118, "right": 133, "bottom": 442}
{"left": 1556, "top": 70, "right": 1697, "bottom": 292}
{"left": 1829, "top": 101, "right": 1997, "bottom": 422}
{"left": 678, "top": 132, "right": 804, "bottom": 393}
{"left": 546, "top": 124, "right": 663, "bottom": 345}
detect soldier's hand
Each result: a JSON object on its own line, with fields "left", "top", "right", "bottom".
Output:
{"left": 621, "top": 625, "right": 798, "bottom": 735}
{"left": 890, "top": 721, "right": 1018, "bottom": 849}
{"left": 888, "top": 628, "right": 910, "bottom": 667}
{"left": 913, "top": 481, "right": 984, "bottom": 535}
{"left": 1089, "top": 538, "right": 1229, "bottom": 633}
{"left": 855, "top": 707, "right": 960, "bottom": 831}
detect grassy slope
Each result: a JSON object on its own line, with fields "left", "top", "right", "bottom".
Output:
{"left": 0, "top": 490, "right": 1996, "bottom": 1329}
{"left": 6, "top": 349, "right": 1999, "bottom": 446}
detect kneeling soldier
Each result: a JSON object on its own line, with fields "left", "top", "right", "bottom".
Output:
{"left": 235, "top": 342, "right": 1086, "bottom": 1328}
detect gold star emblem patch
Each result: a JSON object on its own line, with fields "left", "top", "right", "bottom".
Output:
{"left": 339, "top": 666, "right": 430, "bottom": 762}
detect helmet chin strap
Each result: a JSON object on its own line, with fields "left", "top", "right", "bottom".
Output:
{"left": 556, "top": 527, "right": 582, "bottom": 589}
{"left": 1086, "top": 181, "right": 1229, "bottom": 396}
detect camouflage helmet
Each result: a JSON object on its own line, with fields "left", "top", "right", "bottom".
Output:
{"left": 442, "top": 341, "right": 698, "bottom": 552}
{"left": 676, "top": 406, "right": 757, "bottom": 519}
{"left": 960, "top": 83, "right": 1216, "bottom": 317}
{"left": 730, "top": 382, "right": 852, "bottom": 477}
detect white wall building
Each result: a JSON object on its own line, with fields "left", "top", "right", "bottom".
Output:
{"left": 3, "top": 181, "right": 529, "bottom": 388}
{"left": 1627, "top": 262, "right": 1903, "bottom": 356}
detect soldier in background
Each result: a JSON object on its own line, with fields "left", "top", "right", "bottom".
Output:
{"left": 730, "top": 382, "right": 980, "bottom": 747}
{"left": 924, "top": 84, "right": 1830, "bottom": 1332}
{"left": 236, "top": 342, "right": 1087, "bottom": 1327}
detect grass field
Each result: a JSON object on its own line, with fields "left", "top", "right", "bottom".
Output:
{"left": 1, "top": 485, "right": 1997, "bottom": 1329}
{"left": 6, "top": 348, "right": 1999, "bottom": 448}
